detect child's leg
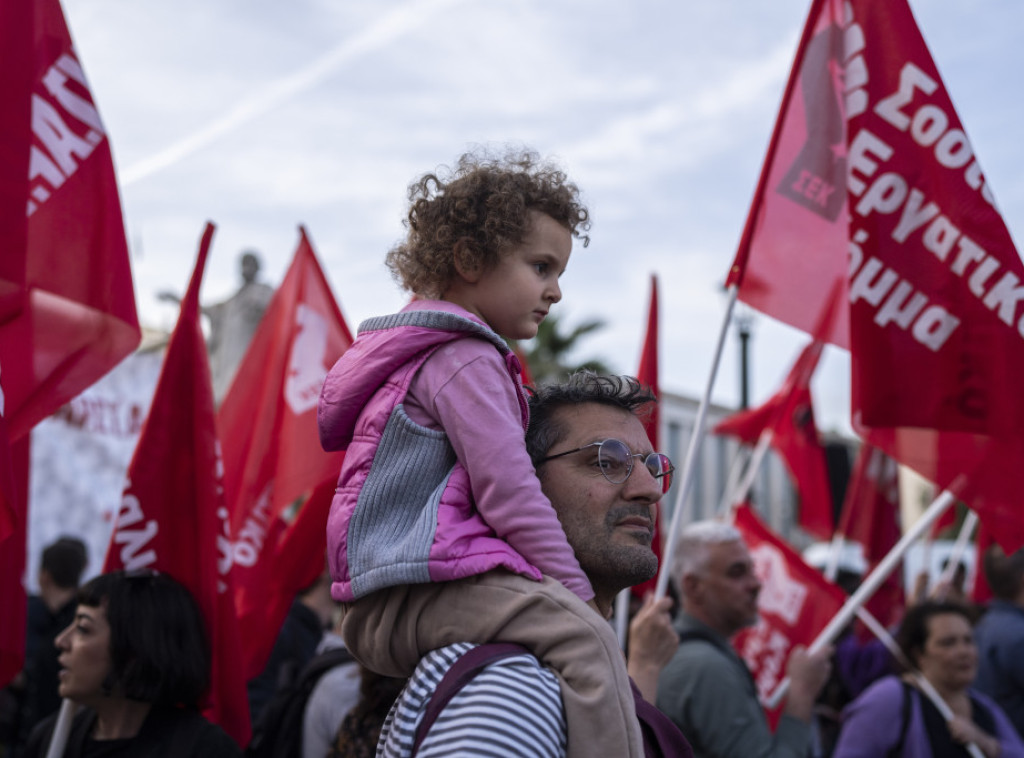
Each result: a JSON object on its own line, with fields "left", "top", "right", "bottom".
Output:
{"left": 342, "top": 572, "right": 644, "bottom": 758}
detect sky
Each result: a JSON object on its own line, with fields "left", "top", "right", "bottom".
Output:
{"left": 60, "top": 0, "right": 1024, "bottom": 435}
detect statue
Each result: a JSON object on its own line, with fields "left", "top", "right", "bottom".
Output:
{"left": 159, "top": 251, "right": 274, "bottom": 403}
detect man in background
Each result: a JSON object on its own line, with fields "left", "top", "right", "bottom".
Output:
{"left": 974, "top": 545, "right": 1024, "bottom": 738}
{"left": 16, "top": 537, "right": 89, "bottom": 750}
{"left": 657, "top": 521, "right": 831, "bottom": 758}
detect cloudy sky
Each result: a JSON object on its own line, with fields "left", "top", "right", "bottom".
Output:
{"left": 60, "top": 0, "right": 1024, "bottom": 434}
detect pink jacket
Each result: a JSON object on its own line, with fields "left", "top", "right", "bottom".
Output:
{"left": 318, "top": 301, "right": 590, "bottom": 602}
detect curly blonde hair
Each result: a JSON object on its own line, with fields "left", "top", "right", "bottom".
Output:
{"left": 385, "top": 148, "right": 590, "bottom": 298}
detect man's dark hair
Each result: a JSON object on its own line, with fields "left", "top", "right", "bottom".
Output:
{"left": 895, "top": 600, "right": 973, "bottom": 670}
{"left": 41, "top": 536, "right": 88, "bottom": 589}
{"left": 78, "top": 570, "right": 211, "bottom": 708}
{"left": 983, "top": 545, "right": 1024, "bottom": 601}
{"left": 526, "top": 372, "right": 656, "bottom": 466}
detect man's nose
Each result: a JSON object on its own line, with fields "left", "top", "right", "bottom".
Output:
{"left": 624, "top": 461, "right": 663, "bottom": 503}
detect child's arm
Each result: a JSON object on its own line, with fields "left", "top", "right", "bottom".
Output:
{"left": 409, "top": 339, "right": 594, "bottom": 601}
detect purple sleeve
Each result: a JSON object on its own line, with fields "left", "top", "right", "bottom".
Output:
{"left": 833, "top": 677, "right": 906, "bottom": 758}
{"left": 408, "top": 340, "right": 594, "bottom": 601}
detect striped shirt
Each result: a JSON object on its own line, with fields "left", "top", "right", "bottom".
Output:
{"left": 377, "top": 642, "right": 567, "bottom": 757}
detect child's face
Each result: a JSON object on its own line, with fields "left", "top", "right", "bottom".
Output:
{"left": 454, "top": 210, "right": 572, "bottom": 340}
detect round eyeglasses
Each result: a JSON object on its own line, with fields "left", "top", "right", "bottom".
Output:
{"left": 538, "top": 438, "right": 674, "bottom": 494}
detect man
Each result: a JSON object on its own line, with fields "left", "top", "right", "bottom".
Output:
{"left": 375, "top": 373, "right": 691, "bottom": 757}
{"left": 974, "top": 545, "right": 1024, "bottom": 737}
{"left": 656, "top": 521, "right": 831, "bottom": 758}
{"left": 18, "top": 537, "right": 89, "bottom": 744}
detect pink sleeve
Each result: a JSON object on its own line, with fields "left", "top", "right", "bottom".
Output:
{"left": 408, "top": 340, "right": 594, "bottom": 602}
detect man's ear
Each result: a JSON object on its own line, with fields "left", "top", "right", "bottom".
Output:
{"left": 452, "top": 238, "right": 481, "bottom": 283}
{"left": 682, "top": 573, "right": 701, "bottom": 603}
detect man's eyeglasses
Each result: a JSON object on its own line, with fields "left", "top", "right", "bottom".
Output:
{"left": 538, "top": 439, "right": 674, "bottom": 494}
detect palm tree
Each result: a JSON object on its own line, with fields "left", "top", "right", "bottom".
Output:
{"left": 516, "top": 313, "right": 611, "bottom": 385}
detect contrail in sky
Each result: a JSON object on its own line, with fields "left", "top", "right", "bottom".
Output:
{"left": 120, "top": 0, "right": 465, "bottom": 187}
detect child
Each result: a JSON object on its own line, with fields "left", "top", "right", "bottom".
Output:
{"left": 318, "top": 149, "right": 644, "bottom": 757}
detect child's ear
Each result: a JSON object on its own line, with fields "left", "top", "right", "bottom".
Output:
{"left": 452, "top": 238, "right": 482, "bottom": 283}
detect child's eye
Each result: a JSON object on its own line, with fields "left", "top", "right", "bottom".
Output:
{"left": 533, "top": 262, "right": 548, "bottom": 275}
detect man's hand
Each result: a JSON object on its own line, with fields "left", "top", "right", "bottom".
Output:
{"left": 783, "top": 644, "right": 833, "bottom": 722}
{"left": 627, "top": 593, "right": 678, "bottom": 702}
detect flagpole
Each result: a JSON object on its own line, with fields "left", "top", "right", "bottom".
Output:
{"left": 45, "top": 699, "right": 80, "bottom": 758}
{"left": 718, "top": 427, "right": 773, "bottom": 518}
{"left": 614, "top": 588, "right": 631, "bottom": 648}
{"left": 716, "top": 445, "right": 751, "bottom": 515}
{"left": 764, "top": 488, "right": 957, "bottom": 708}
{"left": 935, "top": 510, "right": 978, "bottom": 601}
{"left": 655, "top": 285, "right": 738, "bottom": 600}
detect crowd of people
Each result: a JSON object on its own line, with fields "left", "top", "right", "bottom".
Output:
{"left": 6, "top": 149, "right": 1024, "bottom": 757}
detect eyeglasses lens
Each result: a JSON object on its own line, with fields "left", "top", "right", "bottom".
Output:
{"left": 598, "top": 439, "right": 631, "bottom": 483}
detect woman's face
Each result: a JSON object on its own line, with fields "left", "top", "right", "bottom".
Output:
{"left": 916, "top": 611, "right": 977, "bottom": 691}
{"left": 56, "top": 603, "right": 113, "bottom": 705}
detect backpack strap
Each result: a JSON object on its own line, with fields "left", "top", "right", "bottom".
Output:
{"left": 677, "top": 627, "right": 759, "bottom": 694}
{"left": 411, "top": 643, "right": 531, "bottom": 756}
{"left": 886, "top": 680, "right": 913, "bottom": 758}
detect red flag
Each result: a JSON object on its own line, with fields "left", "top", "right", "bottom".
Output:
{"left": 632, "top": 274, "right": 662, "bottom": 598}
{"left": 103, "top": 225, "right": 249, "bottom": 745}
{"left": 217, "top": 227, "right": 353, "bottom": 678}
{"left": 234, "top": 481, "right": 334, "bottom": 679}
{"left": 836, "top": 444, "right": 904, "bottom": 630}
{"left": 1, "top": 0, "right": 140, "bottom": 446}
{"left": 714, "top": 336, "right": 834, "bottom": 539}
{"left": 732, "top": 504, "right": 847, "bottom": 726}
{"left": 726, "top": 0, "right": 1024, "bottom": 552}
{"left": 512, "top": 343, "right": 535, "bottom": 387}
{"left": 0, "top": 437, "right": 29, "bottom": 688}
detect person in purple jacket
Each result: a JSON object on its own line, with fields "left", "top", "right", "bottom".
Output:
{"left": 318, "top": 148, "right": 673, "bottom": 758}
{"left": 833, "top": 600, "right": 1024, "bottom": 758}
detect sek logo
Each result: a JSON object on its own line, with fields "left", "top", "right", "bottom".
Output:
{"left": 750, "top": 543, "right": 807, "bottom": 625}
{"left": 285, "top": 304, "right": 330, "bottom": 415}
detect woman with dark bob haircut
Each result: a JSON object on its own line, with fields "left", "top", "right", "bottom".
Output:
{"left": 833, "top": 600, "right": 1024, "bottom": 758}
{"left": 23, "top": 570, "right": 241, "bottom": 757}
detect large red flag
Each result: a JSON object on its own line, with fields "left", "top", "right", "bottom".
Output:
{"left": 726, "top": 0, "right": 1024, "bottom": 552}
{"left": 632, "top": 274, "right": 662, "bottom": 598}
{"left": 836, "top": 444, "right": 904, "bottom": 630}
{"left": 217, "top": 227, "right": 353, "bottom": 678}
{"left": 104, "top": 225, "right": 249, "bottom": 745}
{"left": 1, "top": 0, "right": 138, "bottom": 687}
{"left": 732, "top": 504, "right": 847, "bottom": 726}
{"left": 714, "top": 336, "right": 834, "bottom": 540}
{"left": 1, "top": 0, "right": 139, "bottom": 446}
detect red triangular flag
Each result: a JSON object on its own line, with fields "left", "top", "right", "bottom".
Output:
{"left": 104, "top": 225, "right": 249, "bottom": 745}
{"left": 217, "top": 227, "right": 353, "bottom": 678}
{"left": 836, "top": 444, "right": 905, "bottom": 630}
{"left": 715, "top": 337, "right": 834, "bottom": 540}
{"left": 727, "top": 0, "right": 1024, "bottom": 553}
{"left": 1, "top": 0, "right": 140, "bottom": 446}
{"left": 732, "top": 504, "right": 847, "bottom": 727}
{"left": 632, "top": 274, "right": 662, "bottom": 598}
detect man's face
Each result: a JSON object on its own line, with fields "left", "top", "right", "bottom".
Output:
{"left": 536, "top": 403, "right": 661, "bottom": 611}
{"left": 690, "top": 539, "right": 762, "bottom": 637}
